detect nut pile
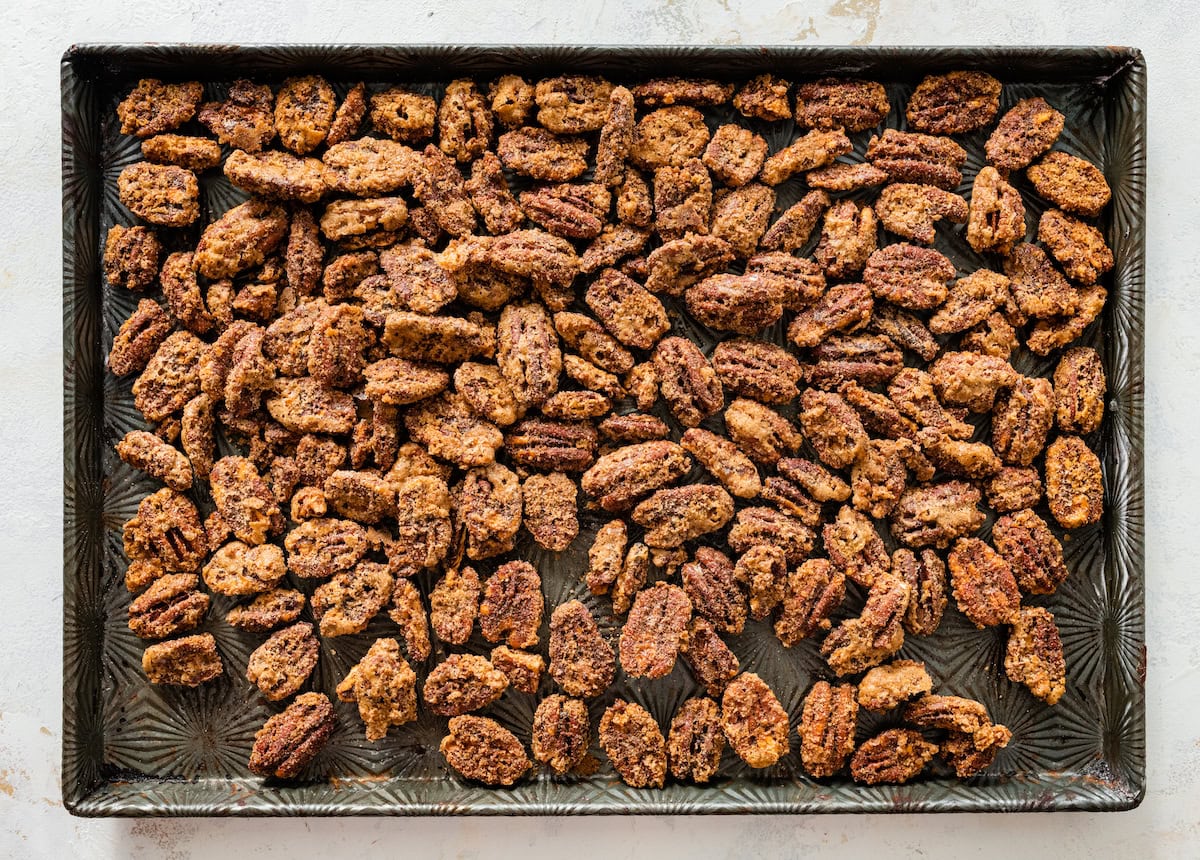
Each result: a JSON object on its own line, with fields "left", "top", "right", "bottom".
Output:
{"left": 108, "top": 68, "right": 1107, "bottom": 787}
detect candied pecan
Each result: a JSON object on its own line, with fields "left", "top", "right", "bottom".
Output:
{"left": 441, "top": 715, "right": 531, "bottom": 786}
{"left": 848, "top": 439, "right": 908, "bottom": 518}
{"left": 198, "top": 79, "right": 275, "bottom": 151}
{"left": 806, "top": 161, "right": 890, "bottom": 192}
{"left": 993, "top": 508, "right": 1068, "bottom": 596}
{"left": 633, "top": 77, "right": 734, "bottom": 107}
{"left": 320, "top": 469, "right": 394, "bottom": 524}
{"left": 814, "top": 200, "right": 877, "bottom": 279}
{"left": 1006, "top": 606, "right": 1067, "bottom": 705}
{"left": 115, "top": 430, "right": 193, "bottom": 491}
{"left": 942, "top": 723, "right": 1012, "bottom": 778}
{"left": 653, "top": 158, "right": 713, "bottom": 240}
{"left": 268, "top": 74, "right": 335, "bottom": 154}
{"left": 700, "top": 125, "right": 768, "bottom": 189}
{"left": 907, "top": 71, "right": 1001, "bottom": 134}
{"left": 618, "top": 582, "right": 692, "bottom": 678}
{"left": 360, "top": 359, "right": 448, "bottom": 408}
{"left": 865, "top": 128, "right": 967, "bottom": 189}
{"left": 586, "top": 520, "right": 627, "bottom": 595}
{"left": 519, "top": 182, "right": 609, "bottom": 240}
{"left": 858, "top": 660, "right": 933, "bottom": 712}
{"left": 824, "top": 504, "right": 890, "bottom": 587}
{"left": 223, "top": 150, "right": 329, "bottom": 204}
{"left": 1045, "top": 435, "right": 1104, "bottom": 529}
{"left": 729, "top": 73, "right": 791, "bottom": 120}
{"left": 489, "top": 75, "right": 534, "bottom": 128}
{"left": 202, "top": 540, "right": 286, "bottom": 596}
{"left": 1027, "top": 151, "right": 1112, "bottom": 217}
{"left": 431, "top": 78, "right": 492, "bottom": 162}
{"left": 404, "top": 392, "right": 503, "bottom": 468}
{"left": 142, "top": 132, "right": 222, "bottom": 171}
{"left": 382, "top": 312, "right": 494, "bottom": 366}
{"left": 522, "top": 473, "right": 578, "bottom": 551}
{"left": 891, "top": 548, "right": 948, "bottom": 635}
{"left": 208, "top": 455, "right": 283, "bottom": 544}
{"left": 599, "top": 700, "right": 667, "bottom": 788}
{"left": 1004, "top": 241, "right": 1078, "bottom": 320}
{"left": 580, "top": 224, "right": 650, "bottom": 274}
{"left": 408, "top": 145, "right": 476, "bottom": 236}
{"left": 333, "top": 637, "right": 418, "bottom": 742}
{"left": 984, "top": 467, "right": 1042, "bottom": 515}
{"left": 246, "top": 622, "right": 319, "bottom": 701}
{"left": 479, "top": 560, "right": 543, "bottom": 649}
{"left": 986, "top": 97, "right": 1064, "bottom": 171}
{"left": 534, "top": 74, "right": 613, "bottom": 133}
{"left": 628, "top": 106, "right": 711, "bottom": 171}
{"left": 822, "top": 572, "right": 911, "bottom": 675}
{"left": 248, "top": 691, "right": 335, "bottom": 778}
{"left": 496, "top": 126, "right": 589, "bottom": 181}
{"left": 427, "top": 566, "right": 480, "bottom": 645}
{"left": 388, "top": 476, "right": 451, "bottom": 575}
{"left": 836, "top": 381, "right": 916, "bottom": 443}
{"left": 644, "top": 233, "right": 733, "bottom": 297}
{"left": 532, "top": 695, "right": 591, "bottom": 774}
{"left": 469, "top": 229, "right": 581, "bottom": 288}
{"left": 541, "top": 390, "right": 609, "bottom": 421}
{"left": 915, "top": 429, "right": 1000, "bottom": 479}
{"left": 1054, "top": 347, "right": 1106, "bottom": 434}
{"left": 677, "top": 616, "right": 737, "bottom": 697}
{"left": 262, "top": 377, "right": 353, "bottom": 435}
{"left": 616, "top": 168, "right": 654, "bottom": 227}
{"left": 862, "top": 244, "right": 954, "bottom": 311}
{"left": 929, "top": 269, "right": 1008, "bottom": 335}
{"left": 887, "top": 368, "right": 971, "bottom": 440}
{"left": 727, "top": 506, "right": 815, "bottom": 566}
{"left": 1039, "top": 208, "right": 1114, "bottom": 286}
{"left": 787, "top": 283, "right": 872, "bottom": 348}
{"left": 631, "top": 485, "right": 735, "bottom": 549}
{"left": 496, "top": 301, "right": 562, "bottom": 410}
{"left": 760, "top": 190, "right": 830, "bottom": 253}
{"left": 667, "top": 697, "right": 726, "bottom": 784}
{"left": 612, "top": 541, "right": 650, "bottom": 616}
{"left": 680, "top": 547, "right": 747, "bottom": 634}
{"left": 505, "top": 417, "right": 597, "bottom": 472}
{"left": 581, "top": 440, "right": 691, "bottom": 511}
{"left": 127, "top": 573, "right": 209, "bottom": 639}
{"left": 624, "top": 361, "right": 660, "bottom": 412}
{"left": 117, "top": 78, "right": 203, "bottom": 138}
{"left": 677, "top": 427, "right": 760, "bottom": 499}
{"left": 304, "top": 304, "right": 365, "bottom": 390}
{"left": 799, "top": 681, "right": 859, "bottom": 778}
{"left": 422, "top": 653, "right": 508, "bottom": 716}
{"left": 903, "top": 694, "right": 989, "bottom": 735}
{"left": 549, "top": 599, "right": 616, "bottom": 698}
{"left": 760, "top": 129, "right": 852, "bottom": 185}
{"left": 724, "top": 398, "right": 802, "bottom": 466}
{"left": 116, "top": 162, "right": 198, "bottom": 227}
{"left": 367, "top": 245, "right": 458, "bottom": 318}
{"left": 104, "top": 224, "right": 161, "bottom": 292}
{"left": 891, "top": 480, "right": 984, "bottom": 549}
{"left": 228, "top": 588, "right": 305, "bottom": 633}
{"left": 948, "top": 537, "right": 1020, "bottom": 627}
{"left": 721, "top": 673, "right": 790, "bottom": 768}
{"left": 652, "top": 337, "right": 723, "bottom": 426}
{"left": 311, "top": 561, "right": 393, "bottom": 637}
{"left": 142, "top": 633, "right": 223, "bottom": 687}
{"left": 1027, "top": 284, "right": 1107, "bottom": 356}
{"left": 777, "top": 457, "right": 851, "bottom": 502}
{"left": 709, "top": 184, "right": 775, "bottom": 258}
{"left": 796, "top": 77, "right": 889, "bottom": 130}
{"left": 850, "top": 729, "right": 937, "bottom": 785}
{"left": 366, "top": 86, "right": 435, "bottom": 142}
{"left": 686, "top": 273, "right": 785, "bottom": 335}
{"left": 109, "top": 299, "right": 172, "bottom": 377}
{"left": 451, "top": 463, "right": 521, "bottom": 562}
{"left": 319, "top": 196, "right": 408, "bottom": 245}
{"left": 321, "top": 138, "right": 417, "bottom": 196}
{"left": 990, "top": 375, "right": 1054, "bottom": 466}
{"left": 876, "top": 183, "right": 968, "bottom": 244}
{"left": 122, "top": 488, "right": 207, "bottom": 580}
{"left": 459, "top": 155, "right": 521, "bottom": 236}
{"left": 596, "top": 413, "right": 666, "bottom": 443}
{"left": 796, "top": 388, "right": 866, "bottom": 469}
{"left": 966, "top": 166, "right": 1026, "bottom": 255}
{"left": 930, "top": 351, "right": 1019, "bottom": 413}
{"left": 561, "top": 354, "right": 622, "bottom": 398}
{"left": 962, "top": 311, "right": 1020, "bottom": 358}
{"left": 594, "top": 85, "right": 636, "bottom": 186}
{"left": 195, "top": 199, "right": 288, "bottom": 279}
{"left": 775, "top": 558, "right": 844, "bottom": 645}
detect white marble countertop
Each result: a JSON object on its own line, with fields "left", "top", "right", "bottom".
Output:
{"left": 1, "top": 0, "right": 1196, "bottom": 856}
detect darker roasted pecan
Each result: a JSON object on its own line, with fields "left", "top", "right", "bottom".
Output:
{"left": 993, "top": 508, "right": 1068, "bottom": 595}
{"left": 599, "top": 412, "right": 669, "bottom": 443}
{"left": 630, "top": 106, "right": 711, "bottom": 171}
{"left": 703, "top": 124, "right": 768, "bottom": 187}
{"left": 532, "top": 695, "right": 591, "bottom": 774}
{"left": 652, "top": 337, "right": 724, "bottom": 426}
{"left": 592, "top": 84, "right": 635, "bottom": 186}
{"left": 890, "top": 480, "right": 984, "bottom": 549}
{"left": 759, "top": 129, "right": 851, "bottom": 185}
{"left": 1004, "top": 242, "right": 1079, "bottom": 320}
{"left": 798, "top": 388, "right": 868, "bottom": 469}
{"left": 892, "top": 548, "right": 948, "bottom": 636}
{"left": 907, "top": 71, "right": 1001, "bottom": 134}
{"left": 1027, "top": 151, "right": 1112, "bottom": 218}
{"left": 619, "top": 583, "right": 692, "bottom": 679}
{"left": 441, "top": 716, "right": 530, "bottom": 786}
{"left": 710, "top": 338, "right": 802, "bottom": 405}
{"left": 796, "top": 77, "right": 888, "bottom": 131}
{"left": 986, "top": 97, "right": 1064, "bottom": 171}
{"left": 760, "top": 191, "right": 830, "bottom": 254}
{"left": 600, "top": 700, "right": 667, "bottom": 788}
{"left": 942, "top": 723, "right": 1012, "bottom": 778}
{"left": 681, "top": 547, "right": 747, "bottom": 635}
{"left": 799, "top": 681, "right": 859, "bottom": 779}
{"left": 864, "top": 243, "right": 955, "bottom": 311}
{"left": 948, "top": 537, "right": 1020, "bottom": 627}
{"left": 775, "top": 558, "right": 845, "bottom": 645}
{"left": 1045, "top": 434, "right": 1104, "bottom": 529}
{"left": 850, "top": 729, "right": 937, "bottom": 785}
{"left": 866, "top": 129, "right": 966, "bottom": 189}
{"left": 904, "top": 693, "right": 990, "bottom": 734}
{"left": 681, "top": 616, "right": 740, "bottom": 697}
{"left": 746, "top": 251, "right": 827, "bottom": 309}
{"left": 128, "top": 573, "right": 209, "bottom": 639}
{"left": 728, "top": 506, "right": 815, "bottom": 566}
{"left": 422, "top": 653, "right": 508, "bottom": 716}
{"left": 1054, "top": 347, "right": 1106, "bottom": 434}
{"left": 808, "top": 333, "right": 904, "bottom": 389}
{"left": 110, "top": 299, "right": 172, "bottom": 377}
{"left": 497, "top": 126, "right": 589, "bottom": 181}
{"left": 631, "top": 485, "right": 735, "bottom": 549}
{"left": 480, "top": 560, "right": 543, "bottom": 649}
{"left": 788, "top": 283, "right": 873, "bottom": 348}
{"left": 858, "top": 660, "right": 932, "bottom": 712}
{"left": 721, "top": 673, "right": 790, "bottom": 768}
{"left": 966, "top": 166, "right": 1026, "bottom": 255}
{"left": 142, "top": 633, "right": 223, "bottom": 687}
{"left": 505, "top": 417, "right": 597, "bottom": 472}
{"left": 644, "top": 233, "right": 733, "bottom": 296}
{"left": 580, "top": 224, "right": 651, "bottom": 274}
{"left": 653, "top": 158, "right": 713, "bottom": 240}
{"left": 839, "top": 381, "right": 920, "bottom": 442}
{"left": 104, "top": 224, "right": 160, "bottom": 292}
{"left": 876, "top": 183, "right": 968, "bottom": 244}
{"left": 249, "top": 691, "right": 335, "bottom": 778}
{"left": 806, "top": 161, "right": 890, "bottom": 192}
{"left": 581, "top": 440, "right": 692, "bottom": 512}
{"left": 667, "top": 697, "right": 726, "bottom": 784}
{"left": 549, "top": 599, "right": 616, "bottom": 698}
{"left": 520, "top": 181, "right": 610, "bottom": 240}
{"left": 632, "top": 77, "right": 734, "bottom": 107}
{"left": 992, "top": 376, "right": 1054, "bottom": 465}
{"left": 863, "top": 304, "right": 936, "bottom": 364}
{"left": 1038, "top": 208, "right": 1113, "bottom": 286}
{"left": 1006, "top": 606, "right": 1067, "bottom": 705}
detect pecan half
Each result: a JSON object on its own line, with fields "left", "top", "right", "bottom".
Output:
{"left": 799, "top": 681, "right": 859, "bottom": 778}
{"left": 599, "top": 700, "right": 667, "bottom": 788}
{"left": 906, "top": 71, "right": 1001, "bottom": 134}
{"left": 581, "top": 440, "right": 692, "bottom": 512}
{"left": 849, "top": 729, "right": 937, "bottom": 785}
{"left": 1044, "top": 435, "right": 1104, "bottom": 529}
{"left": 866, "top": 129, "right": 966, "bottom": 189}
{"left": 948, "top": 537, "right": 1020, "bottom": 627}
{"left": 479, "top": 560, "right": 543, "bottom": 649}
{"left": 440, "top": 716, "right": 531, "bottom": 786}
{"left": 619, "top": 582, "right": 692, "bottom": 678}
{"left": 1005, "top": 606, "right": 1067, "bottom": 705}
{"left": 721, "top": 673, "right": 790, "bottom": 768}
{"left": 532, "top": 695, "right": 590, "bottom": 774}
{"left": 249, "top": 692, "right": 334, "bottom": 778}
{"left": 654, "top": 336, "right": 725, "bottom": 427}
{"left": 549, "top": 599, "right": 616, "bottom": 698}
{"left": 775, "top": 558, "right": 845, "bottom": 645}
{"left": 631, "top": 485, "right": 734, "bottom": 549}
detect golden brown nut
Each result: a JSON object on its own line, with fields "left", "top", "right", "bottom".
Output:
{"left": 599, "top": 700, "right": 667, "bottom": 788}
{"left": 799, "top": 680, "right": 859, "bottom": 778}
{"left": 1044, "top": 434, "right": 1104, "bottom": 529}
{"left": 1005, "top": 606, "right": 1067, "bottom": 705}
{"left": 721, "top": 672, "right": 789, "bottom": 768}
{"left": 440, "top": 716, "right": 530, "bottom": 786}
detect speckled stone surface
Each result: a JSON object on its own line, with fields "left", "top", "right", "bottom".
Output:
{"left": 0, "top": 0, "right": 1195, "bottom": 856}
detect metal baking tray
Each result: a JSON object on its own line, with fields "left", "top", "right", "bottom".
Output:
{"left": 62, "top": 44, "right": 1146, "bottom": 816}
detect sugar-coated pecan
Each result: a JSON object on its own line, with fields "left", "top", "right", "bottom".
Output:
{"left": 616, "top": 168, "right": 654, "bottom": 227}
{"left": 497, "top": 126, "right": 589, "bottom": 181}
{"left": 941, "top": 723, "right": 1012, "bottom": 778}
{"left": 422, "top": 653, "right": 508, "bottom": 716}
{"left": 611, "top": 541, "right": 650, "bottom": 616}
{"left": 429, "top": 566, "right": 481, "bottom": 645}
{"left": 195, "top": 200, "right": 289, "bottom": 279}
{"left": 118, "top": 78, "right": 203, "bottom": 138}
{"left": 405, "top": 392, "right": 503, "bottom": 468}
{"left": 117, "top": 162, "right": 199, "bottom": 227}
{"left": 680, "top": 427, "right": 762, "bottom": 499}
{"left": 993, "top": 508, "right": 1068, "bottom": 595}
{"left": 727, "top": 506, "right": 815, "bottom": 566}
{"left": 777, "top": 457, "right": 851, "bottom": 502}
{"left": 198, "top": 79, "right": 275, "bottom": 151}
{"left": 985, "top": 96, "right": 1064, "bottom": 170}
{"left": 760, "top": 190, "right": 830, "bottom": 253}
{"left": 1004, "top": 242, "right": 1079, "bottom": 320}
{"left": 336, "top": 637, "right": 418, "bottom": 741}
{"left": 209, "top": 456, "right": 284, "bottom": 545}
{"left": 840, "top": 381, "right": 920, "bottom": 442}
{"left": 586, "top": 520, "right": 627, "bottom": 595}
{"left": 890, "top": 480, "right": 984, "bottom": 549}
{"left": 223, "top": 149, "right": 329, "bottom": 203}
{"left": 796, "top": 77, "right": 889, "bottom": 131}
{"left": 599, "top": 412, "right": 669, "bottom": 443}
{"left": 631, "top": 485, "right": 734, "bottom": 549}
{"left": 479, "top": 560, "right": 543, "bottom": 649}
{"left": 823, "top": 504, "right": 890, "bottom": 587}
{"left": 110, "top": 299, "right": 172, "bottom": 376}
{"left": 703, "top": 124, "right": 768, "bottom": 187}
{"left": 907, "top": 71, "right": 1001, "bottom": 134}
{"left": 732, "top": 74, "right": 792, "bottom": 120}
{"left": 686, "top": 273, "right": 785, "bottom": 335}
{"left": 857, "top": 660, "right": 932, "bottom": 712}
{"left": 599, "top": 700, "right": 667, "bottom": 788}
{"left": 866, "top": 129, "right": 966, "bottom": 189}
{"left": 891, "top": 548, "right": 947, "bottom": 635}
{"left": 653, "top": 158, "right": 713, "bottom": 240}
{"left": 760, "top": 129, "right": 852, "bottom": 185}
{"left": 725, "top": 398, "right": 803, "bottom": 466}
{"left": 249, "top": 692, "right": 334, "bottom": 778}
{"left": 496, "top": 301, "right": 562, "bottom": 410}
{"left": 721, "top": 673, "right": 790, "bottom": 768}
{"left": 1038, "top": 208, "right": 1114, "bottom": 286}
{"left": 311, "top": 561, "right": 393, "bottom": 636}
{"left": 532, "top": 695, "right": 591, "bottom": 774}
{"left": 746, "top": 251, "right": 827, "bottom": 308}
{"left": 990, "top": 376, "right": 1054, "bottom": 465}
{"left": 806, "top": 161, "right": 890, "bottom": 192}
{"left": 807, "top": 333, "right": 904, "bottom": 389}
{"left": 505, "top": 417, "right": 597, "bottom": 472}
{"left": 798, "top": 388, "right": 868, "bottom": 469}
{"left": 681, "top": 616, "right": 739, "bottom": 697}
{"left": 1045, "top": 434, "right": 1104, "bottom": 529}
{"left": 132, "top": 330, "right": 206, "bottom": 422}
{"left": 246, "top": 622, "right": 319, "bottom": 701}
{"left": 203, "top": 540, "right": 286, "bottom": 596}
{"left": 549, "top": 599, "right": 616, "bottom": 698}
{"left": 115, "top": 430, "right": 193, "bottom": 491}
{"left": 388, "top": 476, "right": 452, "bottom": 575}
{"left": 127, "top": 573, "right": 209, "bottom": 639}
{"left": 948, "top": 537, "right": 1020, "bottom": 627}
{"left": 775, "top": 558, "right": 845, "bottom": 645}
{"left": 632, "top": 77, "right": 734, "bottom": 107}
{"left": 788, "top": 283, "right": 873, "bottom": 347}
{"left": 644, "top": 230, "right": 733, "bottom": 295}
{"left": 654, "top": 336, "right": 725, "bottom": 426}
{"left": 799, "top": 681, "right": 859, "bottom": 778}
{"left": 1026, "top": 284, "right": 1107, "bottom": 357}
{"left": 930, "top": 351, "right": 1019, "bottom": 413}
{"left": 888, "top": 368, "right": 973, "bottom": 440}
{"left": 966, "top": 166, "right": 1025, "bottom": 255}
{"left": 666, "top": 696, "right": 726, "bottom": 784}
{"left": 142, "top": 633, "right": 223, "bottom": 687}
{"left": 585, "top": 268, "right": 670, "bottom": 350}
{"left": 681, "top": 547, "right": 747, "bottom": 634}
{"left": 985, "top": 466, "right": 1043, "bottom": 513}
{"left": 630, "top": 106, "right": 711, "bottom": 170}
{"left": 849, "top": 728, "right": 937, "bottom": 785}
{"left": 917, "top": 429, "right": 1002, "bottom": 479}
{"left": 929, "top": 269, "right": 1009, "bottom": 334}
{"left": 581, "top": 440, "right": 692, "bottom": 512}
{"left": 367, "top": 86, "right": 435, "bottom": 142}
{"left": 522, "top": 472, "right": 578, "bottom": 551}
{"left": 489, "top": 75, "right": 534, "bottom": 128}
{"left": 1054, "top": 347, "right": 1106, "bottom": 434}
{"left": 1027, "top": 151, "right": 1111, "bottom": 218}
{"left": 580, "top": 224, "right": 651, "bottom": 274}
{"left": 104, "top": 224, "right": 161, "bottom": 293}
{"left": 850, "top": 439, "right": 910, "bottom": 518}
{"left": 619, "top": 582, "right": 692, "bottom": 678}
{"left": 441, "top": 716, "right": 531, "bottom": 786}
{"left": 962, "top": 311, "right": 1020, "bottom": 359}
{"left": 535, "top": 74, "right": 613, "bottom": 133}
{"left": 1006, "top": 606, "right": 1067, "bottom": 705}
{"left": 864, "top": 243, "right": 955, "bottom": 311}
{"left": 122, "top": 488, "right": 207, "bottom": 584}
{"left": 876, "top": 183, "right": 968, "bottom": 245}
